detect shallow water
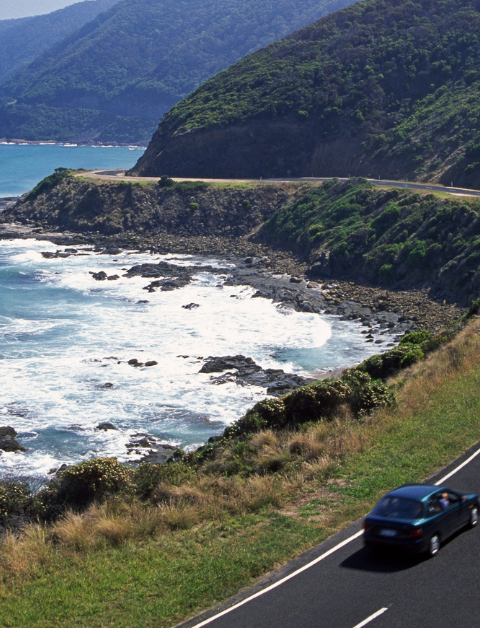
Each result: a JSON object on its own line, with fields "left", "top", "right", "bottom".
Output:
{"left": 0, "top": 239, "right": 397, "bottom": 477}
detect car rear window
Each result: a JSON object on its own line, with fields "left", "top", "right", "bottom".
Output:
{"left": 373, "top": 496, "right": 423, "bottom": 519}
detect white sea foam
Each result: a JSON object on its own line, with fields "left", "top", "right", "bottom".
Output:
{"left": 0, "top": 239, "right": 396, "bottom": 477}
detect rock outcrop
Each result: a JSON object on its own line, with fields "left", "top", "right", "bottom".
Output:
{"left": 0, "top": 427, "right": 27, "bottom": 453}
{"left": 200, "top": 355, "right": 316, "bottom": 395}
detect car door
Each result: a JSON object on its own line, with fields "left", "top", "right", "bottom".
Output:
{"left": 444, "top": 490, "right": 469, "bottom": 532}
{"left": 427, "top": 494, "right": 449, "bottom": 537}
{"left": 434, "top": 491, "right": 463, "bottom": 538}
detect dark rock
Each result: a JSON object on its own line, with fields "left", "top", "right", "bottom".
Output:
{"left": 200, "top": 355, "right": 259, "bottom": 373}
{"left": 138, "top": 444, "right": 177, "bottom": 464}
{"left": 182, "top": 303, "right": 200, "bottom": 309}
{"left": 145, "top": 361, "right": 158, "bottom": 367}
{"left": 0, "top": 426, "right": 17, "bottom": 439}
{"left": 0, "top": 438, "right": 26, "bottom": 453}
{"left": 290, "top": 276, "right": 303, "bottom": 283}
{"left": 201, "top": 355, "right": 315, "bottom": 395}
{"left": 128, "top": 359, "right": 139, "bottom": 365}
{"left": 97, "top": 422, "right": 118, "bottom": 431}
{"left": 107, "top": 275, "right": 119, "bottom": 281}
{"left": 99, "top": 247, "right": 122, "bottom": 255}
{"left": 90, "top": 271, "right": 107, "bottom": 281}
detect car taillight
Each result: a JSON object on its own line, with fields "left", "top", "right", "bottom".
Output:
{"left": 408, "top": 528, "right": 423, "bottom": 539}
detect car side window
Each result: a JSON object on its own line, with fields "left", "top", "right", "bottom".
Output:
{"left": 428, "top": 496, "right": 443, "bottom": 514}
{"left": 446, "top": 492, "right": 460, "bottom": 504}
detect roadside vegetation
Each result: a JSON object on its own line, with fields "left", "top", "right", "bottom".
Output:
{"left": 1, "top": 308, "right": 480, "bottom": 627}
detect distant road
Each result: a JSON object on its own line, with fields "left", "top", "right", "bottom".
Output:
{"left": 79, "top": 170, "right": 480, "bottom": 198}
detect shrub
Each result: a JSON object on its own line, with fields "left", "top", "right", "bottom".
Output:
{"left": 40, "top": 458, "right": 133, "bottom": 517}
{"left": 225, "top": 372, "right": 393, "bottom": 437}
{"left": 400, "top": 346, "right": 424, "bottom": 368}
{"left": 467, "top": 297, "right": 480, "bottom": 317}
{"left": 157, "top": 175, "right": 175, "bottom": 188}
{"left": 0, "top": 478, "right": 31, "bottom": 525}
{"left": 188, "top": 202, "right": 199, "bottom": 210}
{"left": 399, "top": 330, "right": 432, "bottom": 345}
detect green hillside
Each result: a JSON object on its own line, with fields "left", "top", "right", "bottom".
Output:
{"left": 257, "top": 178, "right": 480, "bottom": 304}
{"left": 133, "top": 0, "right": 480, "bottom": 188}
{"left": 0, "top": 0, "right": 355, "bottom": 144}
{"left": 0, "top": 0, "right": 118, "bottom": 86}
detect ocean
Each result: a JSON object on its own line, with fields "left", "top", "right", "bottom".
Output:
{"left": 0, "top": 143, "right": 144, "bottom": 198}
{"left": 0, "top": 146, "right": 395, "bottom": 478}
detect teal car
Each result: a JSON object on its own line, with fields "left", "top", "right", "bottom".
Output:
{"left": 363, "top": 484, "right": 479, "bottom": 557}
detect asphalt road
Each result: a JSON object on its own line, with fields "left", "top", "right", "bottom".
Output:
{"left": 179, "top": 445, "right": 480, "bottom": 628}
{"left": 83, "top": 170, "right": 480, "bottom": 198}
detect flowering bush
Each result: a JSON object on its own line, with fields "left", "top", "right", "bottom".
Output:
{"left": 39, "top": 458, "right": 134, "bottom": 517}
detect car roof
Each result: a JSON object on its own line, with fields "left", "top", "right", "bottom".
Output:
{"left": 385, "top": 484, "right": 440, "bottom": 501}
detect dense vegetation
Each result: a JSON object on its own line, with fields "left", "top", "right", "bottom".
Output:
{"left": 0, "top": 0, "right": 118, "bottom": 86}
{"left": 257, "top": 178, "right": 480, "bottom": 304}
{"left": 0, "top": 0, "right": 354, "bottom": 143}
{"left": 135, "top": 0, "right": 480, "bottom": 187}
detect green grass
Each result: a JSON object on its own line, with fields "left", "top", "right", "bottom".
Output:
{"left": 0, "top": 514, "right": 325, "bottom": 628}
{"left": 340, "top": 359, "right": 480, "bottom": 501}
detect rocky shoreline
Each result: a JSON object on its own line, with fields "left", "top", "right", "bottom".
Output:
{"left": 0, "top": 220, "right": 465, "bottom": 467}
{"left": 0, "top": 219, "right": 464, "bottom": 334}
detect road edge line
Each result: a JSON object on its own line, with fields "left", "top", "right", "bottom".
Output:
{"left": 435, "top": 445, "right": 480, "bottom": 485}
{"left": 352, "top": 607, "right": 389, "bottom": 628}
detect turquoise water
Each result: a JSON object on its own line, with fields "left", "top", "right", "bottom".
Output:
{"left": 0, "top": 144, "right": 145, "bottom": 197}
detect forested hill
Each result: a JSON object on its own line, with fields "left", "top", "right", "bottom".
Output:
{"left": 0, "top": 0, "right": 119, "bottom": 86}
{"left": 0, "top": 0, "right": 354, "bottom": 144}
{"left": 133, "top": 0, "right": 480, "bottom": 189}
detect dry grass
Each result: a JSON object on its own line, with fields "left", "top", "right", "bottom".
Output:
{"left": 2, "top": 317, "right": 480, "bottom": 577}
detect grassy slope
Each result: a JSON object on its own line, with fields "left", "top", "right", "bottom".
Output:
{"left": 136, "top": 0, "right": 480, "bottom": 185}
{"left": 2, "top": 319, "right": 480, "bottom": 628}
{"left": 0, "top": 0, "right": 354, "bottom": 143}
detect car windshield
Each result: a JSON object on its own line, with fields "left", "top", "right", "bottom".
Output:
{"left": 373, "top": 496, "right": 423, "bottom": 519}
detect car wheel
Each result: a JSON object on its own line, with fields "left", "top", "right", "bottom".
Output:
{"left": 469, "top": 506, "right": 479, "bottom": 528}
{"left": 428, "top": 533, "right": 440, "bottom": 557}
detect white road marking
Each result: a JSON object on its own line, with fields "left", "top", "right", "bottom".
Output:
{"left": 435, "top": 445, "right": 480, "bottom": 485}
{"left": 352, "top": 607, "right": 389, "bottom": 628}
{"left": 190, "top": 531, "right": 364, "bottom": 628}
{"left": 189, "top": 445, "right": 480, "bottom": 627}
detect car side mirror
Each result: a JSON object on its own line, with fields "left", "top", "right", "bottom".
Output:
{"left": 461, "top": 496, "right": 468, "bottom": 502}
